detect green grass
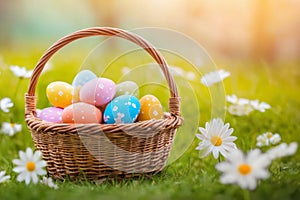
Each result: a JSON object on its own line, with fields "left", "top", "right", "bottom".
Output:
{"left": 0, "top": 48, "right": 300, "bottom": 200}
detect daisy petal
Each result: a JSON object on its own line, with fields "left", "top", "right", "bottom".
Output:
{"left": 12, "top": 147, "right": 47, "bottom": 185}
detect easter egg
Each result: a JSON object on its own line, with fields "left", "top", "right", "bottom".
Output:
{"left": 115, "top": 81, "right": 139, "bottom": 97}
{"left": 46, "top": 81, "right": 73, "bottom": 108}
{"left": 39, "top": 107, "right": 63, "bottom": 123}
{"left": 62, "top": 102, "right": 102, "bottom": 124}
{"left": 72, "top": 70, "right": 97, "bottom": 102}
{"left": 137, "top": 95, "right": 164, "bottom": 121}
{"left": 103, "top": 95, "right": 140, "bottom": 124}
{"left": 80, "top": 78, "right": 116, "bottom": 107}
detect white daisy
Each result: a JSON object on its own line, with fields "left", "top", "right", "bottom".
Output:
{"left": 1, "top": 122, "right": 22, "bottom": 136}
{"left": 216, "top": 149, "right": 271, "bottom": 190}
{"left": 256, "top": 132, "right": 282, "bottom": 147}
{"left": 226, "top": 95, "right": 251, "bottom": 106}
{"left": 201, "top": 69, "right": 230, "bottom": 87}
{"left": 266, "top": 142, "right": 298, "bottom": 160}
{"left": 238, "top": 98, "right": 251, "bottom": 105}
{"left": 250, "top": 100, "right": 271, "bottom": 112}
{"left": 227, "top": 104, "right": 254, "bottom": 116}
{"left": 170, "top": 66, "right": 197, "bottom": 81}
{"left": 13, "top": 148, "right": 47, "bottom": 185}
{"left": 41, "top": 177, "right": 58, "bottom": 189}
{"left": 269, "top": 133, "right": 281, "bottom": 145}
{"left": 196, "top": 118, "right": 237, "bottom": 159}
{"left": 10, "top": 65, "right": 33, "bottom": 79}
{"left": 226, "top": 95, "right": 271, "bottom": 116}
{"left": 0, "top": 97, "right": 14, "bottom": 113}
{"left": 226, "top": 94, "right": 238, "bottom": 104}
{"left": 256, "top": 134, "right": 269, "bottom": 147}
{"left": 0, "top": 171, "right": 10, "bottom": 183}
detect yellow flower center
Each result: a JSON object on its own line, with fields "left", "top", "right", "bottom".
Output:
{"left": 10, "top": 123, "right": 15, "bottom": 128}
{"left": 238, "top": 164, "right": 252, "bottom": 175}
{"left": 210, "top": 136, "right": 222, "bottom": 146}
{"left": 26, "top": 161, "right": 36, "bottom": 172}
{"left": 266, "top": 132, "right": 273, "bottom": 139}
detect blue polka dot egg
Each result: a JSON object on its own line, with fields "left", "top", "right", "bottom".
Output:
{"left": 103, "top": 95, "right": 140, "bottom": 124}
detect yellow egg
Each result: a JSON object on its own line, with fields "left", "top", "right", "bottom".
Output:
{"left": 46, "top": 81, "right": 73, "bottom": 108}
{"left": 137, "top": 94, "right": 164, "bottom": 121}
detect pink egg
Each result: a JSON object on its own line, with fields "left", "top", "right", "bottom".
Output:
{"left": 39, "top": 107, "right": 63, "bottom": 123}
{"left": 62, "top": 102, "right": 102, "bottom": 124}
{"left": 80, "top": 78, "right": 116, "bottom": 106}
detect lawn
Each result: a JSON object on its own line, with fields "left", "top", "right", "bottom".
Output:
{"left": 0, "top": 46, "right": 300, "bottom": 200}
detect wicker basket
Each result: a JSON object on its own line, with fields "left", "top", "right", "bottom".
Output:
{"left": 25, "top": 27, "right": 183, "bottom": 181}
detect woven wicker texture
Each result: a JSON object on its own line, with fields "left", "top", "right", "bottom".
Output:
{"left": 25, "top": 27, "right": 183, "bottom": 181}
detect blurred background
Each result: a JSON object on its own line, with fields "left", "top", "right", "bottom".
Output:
{"left": 1, "top": 0, "right": 300, "bottom": 64}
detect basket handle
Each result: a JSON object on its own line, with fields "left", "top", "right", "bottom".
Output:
{"left": 26, "top": 27, "right": 180, "bottom": 116}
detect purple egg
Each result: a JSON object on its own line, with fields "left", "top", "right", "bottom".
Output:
{"left": 39, "top": 107, "right": 63, "bottom": 123}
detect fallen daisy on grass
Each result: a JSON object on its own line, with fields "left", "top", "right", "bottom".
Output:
{"left": 10, "top": 65, "right": 33, "bottom": 79}
{"left": 201, "top": 69, "right": 230, "bottom": 87}
{"left": 196, "top": 118, "right": 237, "bottom": 159}
{"left": 41, "top": 177, "right": 58, "bottom": 189}
{"left": 0, "top": 171, "right": 10, "bottom": 183}
{"left": 0, "top": 122, "right": 22, "bottom": 136}
{"left": 13, "top": 147, "right": 47, "bottom": 185}
{"left": 0, "top": 97, "right": 14, "bottom": 113}
{"left": 216, "top": 149, "right": 271, "bottom": 190}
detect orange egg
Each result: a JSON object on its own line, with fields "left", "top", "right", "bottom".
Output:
{"left": 62, "top": 102, "right": 102, "bottom": 124}
{"left": 137, "top": 95, "right": 164, "bottom": 121}
{"left": 46, "top": 81, "right": 73, "bottom": 108}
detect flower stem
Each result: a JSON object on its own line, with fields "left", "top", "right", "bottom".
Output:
{"left": 243, "top": 189, "right": 250, "bottom": 200}
{"left": 11, "top": 78, "right": 23, "bottom": 121}
{"left": 14, "top": 78, "right": 23, "bottom": 99}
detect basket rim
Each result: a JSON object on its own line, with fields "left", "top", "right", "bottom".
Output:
{"left": 25, "top": 110, "right": 183, "bottom": 135}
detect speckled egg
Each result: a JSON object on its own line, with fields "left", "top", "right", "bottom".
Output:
{"left": 39, "top": 107, "right": 63, "bottom": 123}
{"left": 115, "top": 81, "right": 139, "bottom": 97}
{"left": 62, "top": 102, "right": 102, "bottom": 124}
{"left": 80, "top": 78, "right": 116, "bottom": 107}
{"left": 137, "top": 94, "right": 164, "bottom": 121}
{"left": 46, "top": 81, "right": 73, "bottom": 108}
{"left": 103, "top": 95, "right": 140, "bottom": 124}
{"left": 72, "top": 70, "right": 97, "bottom": 102}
